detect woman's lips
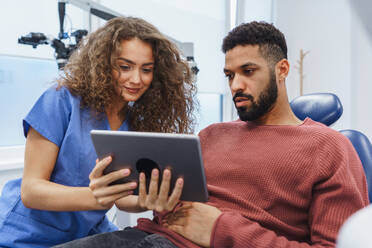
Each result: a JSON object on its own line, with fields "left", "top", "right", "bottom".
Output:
{"left": 124, "top": 86, "right": 140, "bottom": 94}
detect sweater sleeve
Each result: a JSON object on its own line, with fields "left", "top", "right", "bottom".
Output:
{"left": 211, "top": 132, "right": 369, "bottom": 248}
{"left": 212, "top": 211, "right": 329, "bottom": 248}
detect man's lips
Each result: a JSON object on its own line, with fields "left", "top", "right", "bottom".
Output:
{"left": 234, "top": 97, "right": 251, "bottom": 107}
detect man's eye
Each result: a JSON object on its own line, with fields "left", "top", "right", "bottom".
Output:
{"left": 225, "top": 74, "right": 233, "bottom": 80}
{"left": 244, "top": 69, "right": 254, "bottom": 75}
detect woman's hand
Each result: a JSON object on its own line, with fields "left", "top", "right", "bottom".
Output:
{"left": 137, "top": 168, "right": 184, "bottom": 213}
{"left": 89, "top": 156, "right": 137, "bottom": 209}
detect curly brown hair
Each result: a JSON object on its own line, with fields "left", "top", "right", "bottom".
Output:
{"left": 58, "top": 17, "right": 197, "bottom": 133}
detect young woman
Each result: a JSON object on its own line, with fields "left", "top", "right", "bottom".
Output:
{"left": 0, "top": 16, "right": 196, "bottom": 247}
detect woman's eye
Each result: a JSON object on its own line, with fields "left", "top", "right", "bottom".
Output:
{"left": 142, "top": 68, "right": 153, "bottom": 73}
{"left": 120, "top": 65, "right": 130, "bottom": 70}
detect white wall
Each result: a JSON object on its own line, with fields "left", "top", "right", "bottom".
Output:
{"left": 274, "top": 0, "right": 371, "bottom": 140}
{"left": 236, "top": 0, "right": 273, "bottom": 25}
{"left": 274, "top": 0, "right": 352, "bottom": 131}
{"left": 349, "top": 0, "right": 372, "bottom": 138}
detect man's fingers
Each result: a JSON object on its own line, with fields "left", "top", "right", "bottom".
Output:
{"left": 147, "top": 169, "right": 159, "bottom": 203}
{"left": 89, "top": 156, "right": 112, "bottom": 179}
{"left": 157, "top": 169, "right": 171, "bottom": 210}
{"left": 138, "top": 172, "right": 147, "bottom": 208}
{"left": 166, "top": 177, "right": 184, "bottom": 210}
{"left": 137, "top": 169, "right": 184, "bottom": 212}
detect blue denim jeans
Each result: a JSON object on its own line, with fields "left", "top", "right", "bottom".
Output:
{"left": 53, "top": 227, "right": 178, "bottom": 248}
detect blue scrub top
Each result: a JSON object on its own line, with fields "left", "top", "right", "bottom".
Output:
{"left": 0, "top": 85, "right": 129, "bottom": 247}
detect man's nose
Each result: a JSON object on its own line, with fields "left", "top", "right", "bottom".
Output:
{"left": 230, "top": 74, "right": 245, "bottom": 93}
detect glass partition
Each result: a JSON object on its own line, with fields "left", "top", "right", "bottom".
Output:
{"left": 0, "top": 55, "right": 58, "bottom": 146}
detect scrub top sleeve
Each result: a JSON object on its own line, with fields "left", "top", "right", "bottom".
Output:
{"left": 23, "top": 86, "right": 72, "bottom": 147}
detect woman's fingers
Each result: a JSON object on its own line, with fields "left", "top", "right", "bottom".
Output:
{"left": 89, "top": 156, "right": 112, "bottom": 179}
{"left": 92, "top": 181, "right": 137, "bottom": 198}
{"left": 89, "top": 168, "right": 131, "bottom": 190}
{"left": 96, "top": 190, "right": 134, "bottom": 208}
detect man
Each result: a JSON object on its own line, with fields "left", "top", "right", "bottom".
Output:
{"left": 57, "top": 21, "right": 368, "bottom": 248}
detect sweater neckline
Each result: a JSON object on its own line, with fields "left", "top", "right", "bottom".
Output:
{"left": 244, "top": 117, "right": 312, "bottom": 128}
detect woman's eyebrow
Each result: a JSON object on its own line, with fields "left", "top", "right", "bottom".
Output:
{"left": 117, "top": 57, "right": 154, "bottom": 66}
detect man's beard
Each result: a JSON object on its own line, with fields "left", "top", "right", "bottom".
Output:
{"left": 233, "top": 71, "right": 278, "bottom": 122}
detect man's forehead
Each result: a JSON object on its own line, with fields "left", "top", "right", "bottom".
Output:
{"left": 224, "top": 45, "right": 263, "bottom": 69}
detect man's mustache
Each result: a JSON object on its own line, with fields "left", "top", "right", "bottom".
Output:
{"left": 233, "top": 92, "right": 254, "bottom": 103}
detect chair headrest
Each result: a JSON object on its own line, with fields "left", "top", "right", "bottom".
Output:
{"left": 290, "top": 93, "right": 343, "bottom": 126}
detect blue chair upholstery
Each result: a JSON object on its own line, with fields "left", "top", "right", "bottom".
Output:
{"left": 290, "top": 93, "right": 372, "bottom": 203}
{"left": 290, "top": 93, "right": 343, "bottom": 126}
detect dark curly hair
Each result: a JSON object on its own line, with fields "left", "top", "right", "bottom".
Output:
{"left": 222, "top": 21, "right": 287, "bottom": 66}
{"left": 57, "top": 17, "right": 197, "bottom": 133}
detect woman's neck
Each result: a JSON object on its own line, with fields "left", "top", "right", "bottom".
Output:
{"left": 105, "top": 100, "right": 128, "bottom": 131}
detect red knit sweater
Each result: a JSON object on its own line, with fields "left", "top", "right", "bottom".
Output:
{"left": 137, "top": 118, "right": 369, "bottom": 247}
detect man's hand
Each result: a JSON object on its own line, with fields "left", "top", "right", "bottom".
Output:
{"left": 162, "top": 202, "right": 222, "bottom": 248}
{"left": 138, "top": 168, "right": 184, "bottom": 212}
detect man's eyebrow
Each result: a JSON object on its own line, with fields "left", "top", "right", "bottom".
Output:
{"left": 117, "top": 57, "right": 154, "bottom": 66}
{"left": 224, "top": 62, "right": 259, "bottom": 73}
{"left": 240, "top": 62, "right": 258, "bottom": 68}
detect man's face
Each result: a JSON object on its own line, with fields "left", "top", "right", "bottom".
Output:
{"left": 224, "top": 45, "right": 278, "bottom": 121}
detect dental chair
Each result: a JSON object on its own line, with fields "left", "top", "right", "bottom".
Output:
{"left": 290, "top": 93, "right": 372, "bottom": 202}
{"left": 290, "top": 93, "right": 343, "bottom": 126}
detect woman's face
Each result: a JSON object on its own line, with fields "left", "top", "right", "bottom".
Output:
{"left": 112, "top": 38, "right": 154, "bottom": 103}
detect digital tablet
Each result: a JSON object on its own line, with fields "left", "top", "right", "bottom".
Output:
{"left": 90, "top": 130, "right": 208, "bottom": 202}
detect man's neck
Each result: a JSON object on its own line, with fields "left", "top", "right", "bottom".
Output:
{"left": 251, "top": 98, "right": 302, "bottom": 126}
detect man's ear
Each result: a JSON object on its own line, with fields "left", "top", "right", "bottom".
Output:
{"left": 276, "top": 59, "right": 290, "bottom": 83}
